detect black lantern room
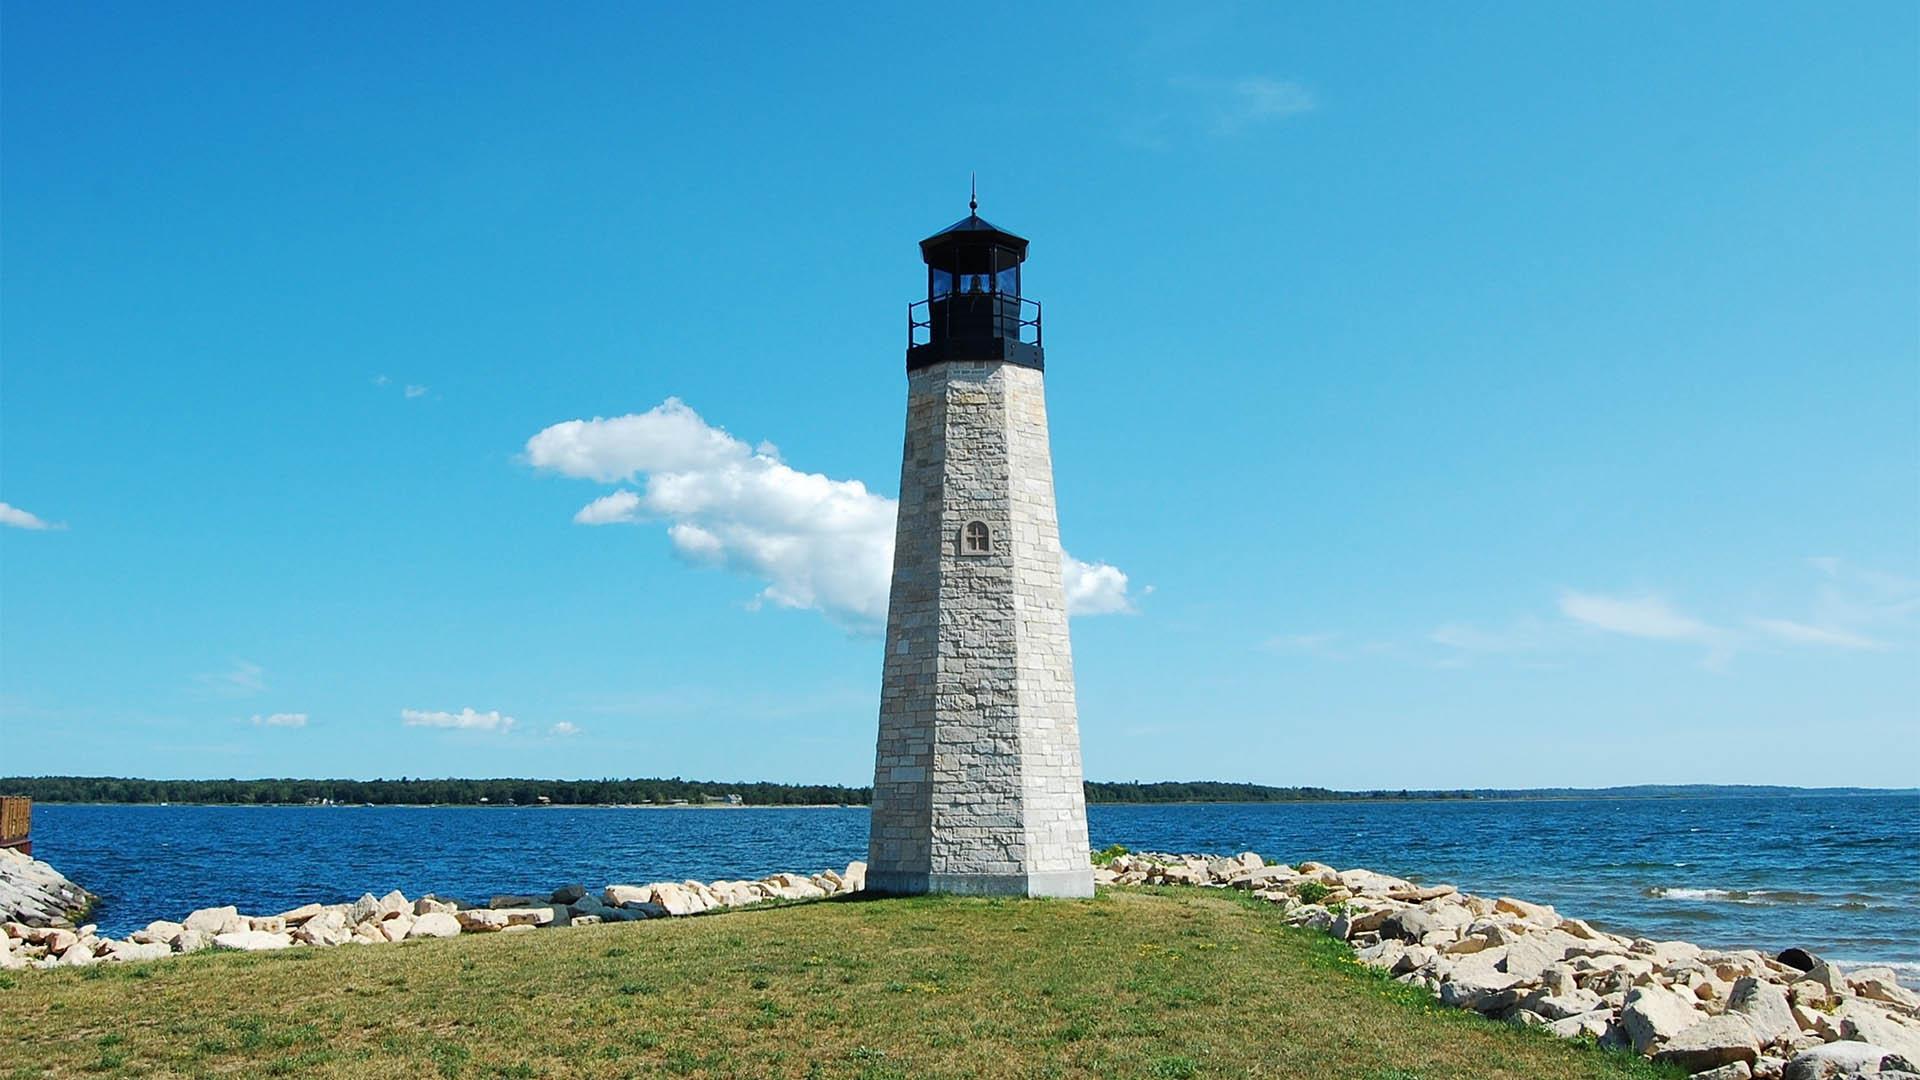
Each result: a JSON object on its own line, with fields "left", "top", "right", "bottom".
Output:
{"left": 907, "top": 198, "right": 1043, "bottom": 371}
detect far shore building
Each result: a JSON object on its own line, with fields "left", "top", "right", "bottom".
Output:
{"left": 866, "top": 199, "right": 1094, "bottom": 899}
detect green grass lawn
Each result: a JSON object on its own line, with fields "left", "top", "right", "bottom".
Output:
{"left": 2, "top": 888, "right": 1681, "bottom": 1080}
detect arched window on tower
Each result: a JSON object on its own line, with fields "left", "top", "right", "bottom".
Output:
{"left": 962, "top": 520, "right": 991, "bottom": 555}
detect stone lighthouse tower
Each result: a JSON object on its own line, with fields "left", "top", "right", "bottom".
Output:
{"left": 866, "top": 199, "right": 1094, "bottom": 898}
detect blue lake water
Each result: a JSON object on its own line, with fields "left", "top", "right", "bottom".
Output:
{"left": 29, "top": 794, "right": 1919, "bottom": 984}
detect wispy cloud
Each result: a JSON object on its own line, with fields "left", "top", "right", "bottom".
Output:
{"left": 549, "top": 721, "right": 581, "bottom": 737}
{"left": 1173, "top": 75, "right": 1316, "bottom": 136}
{"left": 525, "top": 398, "right": 1135, "bottom": 631}
{"left": 404, "top": 385, "right": 428, "bottom": 399}
{"left": 1558, "top": 590, "right": 1717, "bottom": 641}
{"left": 1284, "top": 561, "right": 1912, "bottom": 671}
{"left": 0, "top": 502, "right": 65, "bottom": 531}
{"left": 1751, "top": 618, "right": 1886, "bottom": 651}
{"left": 250, "top": 712, "right": 308, "bottom": 728}
{"left": 198, "top": 660, "right": 267, "bottom": 698}
{"left": 402, "top": 707, "right": 515, "bottom": 733}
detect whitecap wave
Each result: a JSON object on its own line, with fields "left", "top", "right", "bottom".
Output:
{"left": 1646, "top": 886, "right": 1752, "bottom": 902}
{"left": 1643, "top": 886, "right": 1836, "bottom": 905}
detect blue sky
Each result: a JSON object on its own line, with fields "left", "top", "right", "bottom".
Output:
{"left": 3, "top": 3, "right": 1915, "bottom": 788}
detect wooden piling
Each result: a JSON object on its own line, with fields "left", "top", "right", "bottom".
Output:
{"left": 0, "top": 796, "right": 30, "bottom": 857}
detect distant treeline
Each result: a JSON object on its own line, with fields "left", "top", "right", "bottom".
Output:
{"left": 2, "top": 777, "right": 1904, "bottom": 807}
{"left": 1, "top": 777, "right": 867, "bottom": 807}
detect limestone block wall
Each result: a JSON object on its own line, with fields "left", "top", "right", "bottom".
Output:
{"left": 868, "top": 361, "right": 1093, "bottom": 898}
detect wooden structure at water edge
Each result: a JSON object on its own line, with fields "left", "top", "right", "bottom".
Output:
{"left": 0, "top": 796, "right": 30, "bottom": 857}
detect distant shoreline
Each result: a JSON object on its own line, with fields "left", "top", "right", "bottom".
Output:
{"left": 15, "top": 788, "right": 1917, "bottom": 810}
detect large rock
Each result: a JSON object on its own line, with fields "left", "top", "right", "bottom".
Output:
{"left": 1727, "top": 976, "right": 1797, "bottom": 1046}
{"left": 1622, "top": 984, "right": 1707, "bottom": 1055}
{"left": 1652, "top": 1014, "right": 1762, "bottom": 1072}
{"left": 182, "top": 905, "right": 239, "bottom": 934}
{"left": 406, "top": 913, "right": 461, "bottom": 939}
{"left": 103, "top": 940, "right": 171, "bottom": 962}
{"left": 1548, "top": 1010, "right": 1615, "bottom": 1041}
{"left": 1339, "top": 869, "right": 1413, "bottom": 896}
{"left": 132, "top": 920, "right": 184, "bottom": 945}
{"left": 1783, "top": 1043, "right": 1919, "bottom": 1080}
{"left": 603, "top": 885, "right": 650, "bottom": 908}
{"left": 1800, "top": 960, "right": 1847, "bottom": 996}
{"left": 1525, "top": 988, "right": 1604, "bottom": 1021}
{"left": 0, "top": 848, "right": 98, "bottom": 927}
{"left": 550, "top": 884, "right": 587, "bottom": 905}
{"left": 347, "top": 893, "right": 382, "bottom": 924}
{"left": 1387, "top": 884, "right": 1458, "bottom": 903}
{"left": 276, "top": 903, "right": 325, "bottom": 925}
{"left": 1502, "top": 929, "right": 1582, "bottom": 983}
{"left": 1494, "top": 896, "right": 1559, "bottom": 928}
{"left": 1231, "top": 866, "right": 1300, "bottom": 890}
{"left": 456, "top": 909, "right": 509, "bottom": 932}
{"left": 1439, "top": 950, "right": 1525, "bottom": 1013}
{"left": 647, "top": 883, "right": 704, "bottom": 916}
{"left": 1850, "top": 968, "right": 1920, "bottom": 1014}
{"left": 212, "top": 930, "right": 294, "bottom": 952}
{"left": 1776, "top": 947, "right": 1823, "bottom": 973}
{"left": 495, "top": 907, "right": 555, "bottom": 928}
{"left": 1380, "top": 908, "right": 1442, "bottom": 943}
{"left": 842, "top": 861, "right": 867, "bottom": 892}
{"left": 1834, "top": 1000, "right": 1920, "bottom": 1064}
{"left": 292, "top": 910, "right": 352, "bottom": 947}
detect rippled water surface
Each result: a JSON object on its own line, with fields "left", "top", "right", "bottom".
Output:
{"left": 32, "top": 794, "right": 1918, "bottom": 982}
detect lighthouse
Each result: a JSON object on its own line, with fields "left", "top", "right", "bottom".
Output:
{"left": 866, "top": 199, "right": 1094, "bottom": 898}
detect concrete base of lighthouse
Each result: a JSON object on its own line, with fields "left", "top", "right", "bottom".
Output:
{"left": 867, "top": 360, "right": 1095, "bottom": 899}
{"left": 866, "top": 869, "right": 1095, "bottom": 900}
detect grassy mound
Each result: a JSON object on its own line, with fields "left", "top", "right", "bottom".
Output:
{"left": 2, "top": 888, "right": 1680, "bottom": 1079}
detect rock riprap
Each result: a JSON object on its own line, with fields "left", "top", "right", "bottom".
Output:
{"left": 0, "top": 861, "right": 867, "bottom": 972}
{"left": 1095, "top": 852, "right": 1920, "bottom": 1080}
{"left": 0, "top": 845, "right": 97, "bottom": 928}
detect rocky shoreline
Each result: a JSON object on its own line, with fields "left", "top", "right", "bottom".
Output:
{"left": 2, "top": 850, "right": 867, "bottom": 970}
{"left": 0, "top": 846, "right": 96, "bottom": 929}
{"left": 8, "top": 843, "right": 1917, "bottom": 1079}
{"left": 1098, "top": 852, "right": 1920, "bottom": 1080}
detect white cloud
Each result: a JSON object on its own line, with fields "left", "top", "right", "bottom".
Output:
{"left": 1171, "top": 75, "right": 1316, "bottom": 137}
{"left": 573, "top": 490, "right": 642, "bottom": 525}
{"left": 1752, "top": 618, "right": 1886, "bottom": 651}
{"left": 372, "top": 374, "right": 391, "bottom": 387}
{"left": 1558, "top": 590, "right": 1716, "bottom": 641}
{"left": 402, "top": 707, "right": 515, "bottom": 732}
{"left": 526, "top": 398, "right": 1134, "bottom": 630}
{"left": 1063, "top": 558, "right": 1135, "bottom": 615}
{"left": 198, "top": 660, "right": 267, "bottom": 697}
{"left": 404, "top": 385, "right": 428, "bottom": 399}
{"left": 250, "top": 712, "right": 308, "bottom": 728}
{"left": 0, "top": 502, "right": 64, "bottom": 531}
{"left": 549, "top": 721, "right": 581, "bottom": 737}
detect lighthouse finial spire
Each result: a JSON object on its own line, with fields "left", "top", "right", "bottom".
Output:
{"left": 969, "top": 172, "right": 977, "bottom": 214}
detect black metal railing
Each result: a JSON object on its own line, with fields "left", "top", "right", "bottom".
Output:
{"left": 908, "top": 294, "right": 1042, "bottom": 350}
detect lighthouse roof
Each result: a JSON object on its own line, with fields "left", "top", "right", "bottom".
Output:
{"left": 919, "top": 212, "right": 1029, "bottom": 262}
